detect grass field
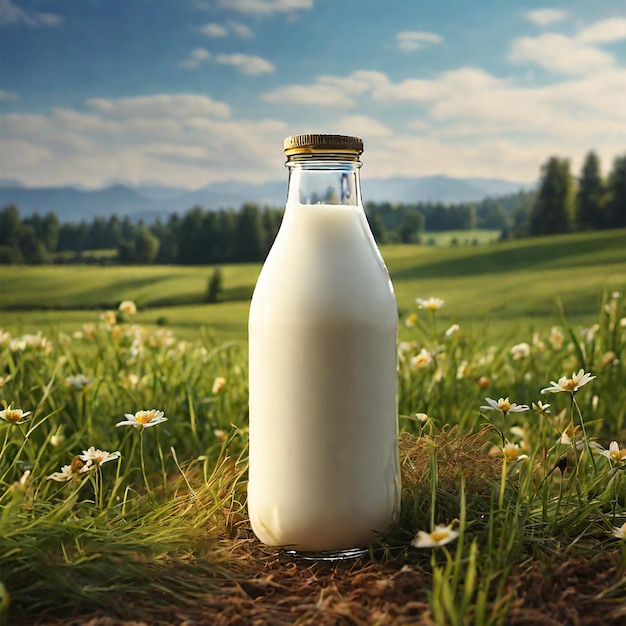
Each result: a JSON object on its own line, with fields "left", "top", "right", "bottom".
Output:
{"left": 1, "top": 229, "right": 624, "bottom": 344}
{"left": 1, "top": 228, "right": 626, "bottom": 625}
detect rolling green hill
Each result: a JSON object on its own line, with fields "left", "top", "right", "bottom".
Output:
{"left": 1, "top": 229, "right": 624, "bottom": 343}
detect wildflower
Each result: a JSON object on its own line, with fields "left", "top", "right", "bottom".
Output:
{"left": 502, "top": 442, "right": 529, "bottom": 463}
{"left": 476, "top": 376, "right": 491, "bottom": 389}
{"left": 0, "top": 329, "right": 11, "bottom": 346}
{"left": 481, "top": 397, "right": 529, "bottom": 416}
{"left": 100, "top": 310, "right": 117, "bottom": 326}
{"left": 600, "top": 351, "right": 618, "bottom": 368}
{"left": 445, "top": 323, "right": 460, "bottom": 338}
{"left": 410, "top": 348, "right": 432, "bottom": 369}
{"left": 532, "top": 401, "right": 551, "bottom": 416}
{"left": 0, "top": 405, "right": 32, "bottom": 424}
{"left": 549, "top": 326, "right": 564, "bottom": 351}
{"left": 416, "top": 297, "right": 444, "bottom": 311}
{"left": 50, "top": 432, "right": 65, "bottom": 447}
{"left": 411, "top": 523, "right": 459, "bottom": 548}
{"left": 415, "top": 412, "right": 429, "bottom": 423}
{"left": 510, "top": 342, "right": 530, "bottom": 360}
{"left": 398, "top": 341, "right": 413, "bottom": 354}
{"left": 212, "top": 376, "right": 227, "bottom": 395}
{"left": 116, "top": 409, "right": 168, "bottom": 429}
{"left": 612, "top": 522, "right": 626, "bottom": 540}
{"left": 214, "top": 429, "right": 227, "bottom": 442}
{"left": 118, "top": 300, "right": 137, "bottom": 316}
{"left": 47, "top": 464, "right": 75, "bottom": 482}
{"left": 79, "top": 447, "right": 121, "bottom": 468}
{"left": 580, "top": 324, "right": 599, "bottom": 343}
{"left": 121, "top": 373, "right": 140, "bottom": 389}
{"left": 456, "top": 360, "right": 469, "bottom": 379}
{"left": 560, "top": 424, "right": 581, "bottom": 445}
{"left": 16, "top": 469, "right": 31, "bottom": 488}
{"left": 532, "top": 333, "right": 546, "bottom": 352}
{"left": 9, "top": 332, "right": 51, "bottom": 353}
{"left": 82, "top": 323, "right": 96, "bottom": 339}
{"left": 404, "top": 313, "right": 418, "bottom": 328}
{"left": 601, "top": 441, "right": 626, "bottom": 464}
{"left": 592, "top": 395, "right": 599, "bottom": 411}
{"left": 65, "top": 374, "right": 93, "bottom": 390}
{"left": 541, "top": 369, "right": 596, "bottom": 394}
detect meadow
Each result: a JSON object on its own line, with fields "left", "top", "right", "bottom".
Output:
{"left": 0, "top": 228, "right": 625, "bottom": 625}
{"left": 1, "top": 229, "right": 625, "bottom": 343}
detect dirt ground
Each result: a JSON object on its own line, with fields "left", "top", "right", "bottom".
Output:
{"left": 30, "top": 543, "right": 625, "bottom": 626}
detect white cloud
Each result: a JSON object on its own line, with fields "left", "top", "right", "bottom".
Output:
{"left": 260, "top": 59, "right": 626, "bottom": 182}
{"left": 217, "top": 0, "right": 312, "bottom": 16}
{"left": 200, "top": 22, "right": 228, "bottom": 37}
{"left": 230, "top": 21, "right": 254, "bottom": 37}
{"left": 525, "top": 8, "right": 567, "bottom": 27}
{"left": 263, "top": 83, "right": 353, "bottom": 106}
{"left": 331, "top": 115, "right": 392, "bottom": 138}
{"left": 262, "top": 71, "right": 384, "bottom": 107}
{"left": 0, "top": 89, "right": 19, "bottom": 101}
{"left": 576, "top": 17, "right": 626, "bottom": 44}
{"left": 215, "top": 53, "right": 274, "bottom": 75}
{"left": 0, "top": 0, "right": 62, "bottom": 27}
{"left": 180, "top": 48, "right": 211, "bottom": 70}
{"left": 87, "top": 94, "right": 231, "bottom": 119}
{"left": 200, "top": 20, "right": 254, "bottom": 38}
{"left": 509, "top": 33, "right": 614, "bottom": 75}
{"left": 0, "top": 95, "right": 287, "bottom": 188}
{"left": 396, "top": 31, "right": 443, "bottom": 52}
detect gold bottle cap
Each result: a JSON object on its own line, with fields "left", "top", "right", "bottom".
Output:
{"left": 284, "top": 133, "right": 364, "bottom": 156}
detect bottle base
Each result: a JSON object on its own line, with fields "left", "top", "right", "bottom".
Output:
{"left": 283, "top": 547, "right": 367, "bottom": 561}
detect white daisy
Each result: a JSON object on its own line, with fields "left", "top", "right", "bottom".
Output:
{"left": 541, "top": 369, "right": 596, "bottom": 394}
{"left": 411, "top": 523, "right": 459, "bottom": 548}
{"left": 480, "top": 397, "right": 529, "bottom": 415}
{"left": 116, "top": 409, "right": 168, "bottom": 429}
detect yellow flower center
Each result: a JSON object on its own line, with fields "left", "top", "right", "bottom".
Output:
{"left": 430, "top": 530, "right": 449, "bottom": 542}
{"left": 562, "top": 379, "right": 577, "bottom": 391}
{"left": 136, "top": 411, "right": 156, "bottom": 424}
{"left": 4, "top": 409, "right": 22, "bottom": 423}
{"left": 499, "top": 400, "right": 511, "bottom": 412}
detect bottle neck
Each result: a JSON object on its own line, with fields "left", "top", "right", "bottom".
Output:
{"left": 285, "top": 155, "right": 363, "bottom": 207}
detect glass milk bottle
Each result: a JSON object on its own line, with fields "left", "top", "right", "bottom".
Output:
{"left": 248, "top": 134, "right": 400, "bottom": 556}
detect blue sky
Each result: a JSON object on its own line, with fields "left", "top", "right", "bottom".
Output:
{"left": 1, "top": 0, "right": 625, "bottom": 189}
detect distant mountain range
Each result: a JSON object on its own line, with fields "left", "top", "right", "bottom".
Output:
{"left": 0, "top": 176, "right": 535, "bottom": 222}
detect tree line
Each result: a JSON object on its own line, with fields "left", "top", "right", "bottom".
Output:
{"left": 525, "top": 151, "right": 625, "bottom": 236}
{"left": 1, "top": 150, "right": 623, "bottom": 265}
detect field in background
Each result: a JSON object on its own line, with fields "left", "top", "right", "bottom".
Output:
{"left": 1, "top": 229, "right": 624, "bottom": 343}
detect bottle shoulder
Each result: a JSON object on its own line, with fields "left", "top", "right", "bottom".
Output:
{"left": 250, "top": 205, "right": 396, "bottom": 323}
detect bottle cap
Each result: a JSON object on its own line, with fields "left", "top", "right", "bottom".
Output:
{"left": 284, "top": 134, "right": 364, "bottom": 156}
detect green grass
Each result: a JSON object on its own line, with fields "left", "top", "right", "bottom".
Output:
{"left": 1, "top": 274, "right": 625, "bottom": 624}
{"left": 422, "top": 229, "right": 501, "bottom": 246}
{"left": 0, "top": 228, "right": 625, "bottom": 623}
{"left": 1, "top": 229, "right": 624, "bottom": 344}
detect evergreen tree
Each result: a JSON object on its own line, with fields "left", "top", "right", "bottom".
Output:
{"left": 367, "top": 212, "right": 387, "bottom": 244}
{"left": 529, "top": 157, "right": 574, "bottom": 235}
{"left": 206, "top": 267, "right": 224, "bottom": 303}
{"left": 399, "top": 210, "right": 424, "bottom": 243}
{"left": 233, "top": 204, "right": 263, "bottom": 262}
{"left": 576, "top": 151, "right": 605, "bottom": 230}
{"left": 0, "top": 205, "right": 21, "bottom": 247}
{"left": 605, "top": 154, "right": 626, "bottom": 229}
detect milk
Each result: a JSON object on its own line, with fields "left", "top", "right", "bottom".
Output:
{"left": 248, "top": 202, "right": 400, "bottom": 553}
